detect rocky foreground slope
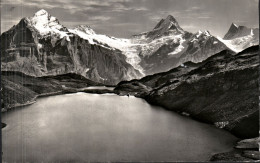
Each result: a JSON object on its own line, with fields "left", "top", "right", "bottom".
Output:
{"left": 1, "top": 71, "right": 103, "bottom": 111}
{"left": 115, "top": 45, "right": 259, "bottom": 139}
{"left": 211, "top": 137, "right": 260, "bottom": 161}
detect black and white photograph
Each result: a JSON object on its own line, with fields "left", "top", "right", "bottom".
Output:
{"left": 0, "top": 0, "right": 259, "bottom": 162}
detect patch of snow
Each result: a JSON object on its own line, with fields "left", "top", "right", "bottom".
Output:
{"left": 99, "top": 76, "right": 107, "bottom": 81}
{"left": 168, "top": 35, "right": 186, "bottom": 55}
{"left": 217, "top": 36, "right": 240, "bottom": 52}
{"left": 85, "top": 68, "right": 90, "bottom": 73}
{"left": 203, "top": 30, "right": 211, "bottom": 37}
{"left": 191, "top": 30, "right": 211, "bottom": 43}
{"left": 250, "top": 29, "right": 254, "bottom": 35}
{"left": 134, "top": 34, "right": 186, "bottom": 57}
{"left": 194, "top": 30, "right": 211, "bottom": 39}
{"left": 233, "top": 23, "right": 238, "bottom": 28}
{"left": 37, "top": 43, "right": 43, "bottom": 48}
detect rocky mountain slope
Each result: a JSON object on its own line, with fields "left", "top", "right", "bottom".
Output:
{"left": 129, "top": 15, "right": 230, "bottom": 75}
{"left": 115, "top": 45, "right": 259, "bottom": 139}
{"left": 0, "top": 9, "right": 142, "bottom": 85}
{"left": 1, "top": 71, "right": 104, "bottom": 111}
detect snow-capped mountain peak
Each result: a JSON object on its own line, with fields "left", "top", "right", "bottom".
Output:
{"left": 145, "top": 15, "right": 185, "bottom": 39}
{"left": 74, "top": 25, "right": 96, "bottom": 35}
{"left": 153, "top": 15, "right": 179, "bottom": 30}
{"left": 34, "top": 9, "right": 49, "bottom": 17}
{"left": 25, "top": 9, "right": 70, "bottom": 40}
{"left": 190, "top": 30, "right": 212, "bottom": 42}
{"left": 197, "top": 30, "right": 211, "bottom": 37}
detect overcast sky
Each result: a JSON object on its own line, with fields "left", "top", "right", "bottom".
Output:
{"left": 1, "top": 0, "right": 258, "bottom": 38}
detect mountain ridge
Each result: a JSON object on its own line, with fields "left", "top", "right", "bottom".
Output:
{"left": 1, "top": 9, "right": 258, "bottom": 81}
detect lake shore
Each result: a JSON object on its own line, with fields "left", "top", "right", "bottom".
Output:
{"left": 1, "top": 87, "right": 259, "bottom": 161}
{"left": 2, "top": 92, "right": 239, "bottom": 162}
{"left": 1, "top": 87, "right": 114, "bottom": 112}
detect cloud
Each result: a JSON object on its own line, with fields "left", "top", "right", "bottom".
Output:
{"left": 1, "top": 18, "right": 21, "bottom": 32}
{"left": 111, "top": 3, "right": 148, "bottom": 12}
{"left": 191, "top": 6, "right": 200, "bottom": 10}
{"left": 148, "top": 11, "right": 181, "bottom": 23}
{"left": 88, "top": 16, "right": 111, "bottom": 21}
{"left": 181, "top": 25, "right": 195, "bottom": 29}
{"left": 197, "top": 16, "right": 211, "bottom": 19}
{"left": 1, "top": 0, "right": 144, "bottom": 14}
{"left": 9, "top": 6, "right": 15, "bottom": 11}
{"left": 1, "top": 0, "right": 258, "bottom": 38}
{"left": 185, "top": 6, "right": 202, "bottom": 12}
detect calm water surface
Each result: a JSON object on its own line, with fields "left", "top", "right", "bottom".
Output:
{"left": 2, "top": 93, "right": 238, "bottom": 162}
{"left": 80, "top": 86, "right": 114, "bottom": 91}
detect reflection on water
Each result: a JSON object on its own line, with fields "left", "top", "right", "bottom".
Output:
{"left": 2, "top": 93, "right": 238, "bottom": 162}
{"left": 80, "top": 86, "right": 114, "bottom": 91}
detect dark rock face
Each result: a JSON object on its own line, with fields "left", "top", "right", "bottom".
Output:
{"left": 0, "top": 12, "right": 141, "bottom": 85}
{"left": 115, "top": 45, "right": 259, "bottom": 139}
{"left": 2, "top": 123, "right": 7, "bottom": 129}
{"left": 146, "top": 15, "right": 186, "bottom": 40}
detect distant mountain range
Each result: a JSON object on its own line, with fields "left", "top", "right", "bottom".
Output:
{"left": 1, "top": 9, "right": 259, "bottom": 84}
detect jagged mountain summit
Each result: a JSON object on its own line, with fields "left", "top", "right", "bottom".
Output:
{"left": 1, "top": 10, "right": 258, "bottom": 82}
{"left": 223, "top": 23, "right": 258, "bottom": 40}
{"left": 26, "top": 9, "right": 71, "bottom": 40}
{"left": 146, "top": 15, "right": 186, "bottom": 39}
{"left": 131, "top": 15, "right": 229, "bottom": 75}
{"left": 218, "top": 23, "right": 259, "bottom": 52}
{"left": 0, "top": 9, "right": 142, "bottom": 85}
